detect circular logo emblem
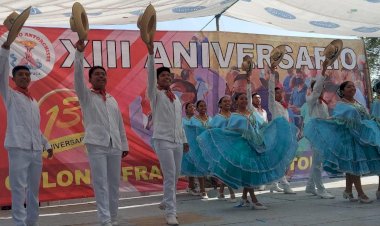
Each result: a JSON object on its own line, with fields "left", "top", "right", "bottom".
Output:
{"left": 309, "top": 21, "right": 340, "bottom": 29}
{"left": 265, "top": 7, "right": 296, "bottom": 20}
{"left": 1, "top": 28, "right": 55, "bottom": 81}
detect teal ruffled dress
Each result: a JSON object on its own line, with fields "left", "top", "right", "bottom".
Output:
{"left": 209, "top": 114, "right": 229, "bottom": 128}
{"left": 197, "top": 112, "right": 298, "bottom": 189}
{"left": 181, "top": 117, "right": 200, "bottom": 177}
{"left": 182, "top": 116, "right": 212, "bottom": 177}
{"left": 304, "top": 101, "right": 380, "bottom": 176}
{"left": 199, "top": 113, "right": 230, "bottom": 174}
{"left": 181, "top": 117, "right": 200, "bottom": 176}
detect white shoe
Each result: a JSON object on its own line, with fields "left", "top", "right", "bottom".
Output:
{"left": 283, "top": 185, "right": 296, "bottom": 194}
{"left": 166, "top": 215, "right": 179, "bottom": 225}
{"left": 317, "top": 190, "right": 335, "bottom": 199}
{"left": 251, "top": 202, "right": 268, "bottom": 210}
{"left": 305, "top": 186, "right": 317, "bottom": 195}
{"left": 358, "top": 195, "right": 373, "bottom": 204}
{"left": 201, "top": 192, "right": 209, "bottom": 199}
{"left": 269, "top": 183, "right": 283, "bottom": 193}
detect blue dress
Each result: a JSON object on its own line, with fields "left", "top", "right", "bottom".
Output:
{"left": 197, "top": 112, "right": 298, "bottom": 189}
{"left": 181, "top": 117, "right": 200, "bottom": 176}
{"left": 209, "top": 113, "right": 229, "bottom": 128}
{"left": 199, "top": 113, "right": 230, "bottom": 174}
{"left": 304, "top": 101, "right": 380, "bottom": 176}
{"left": 182, "top": 116, "right": 212, "bottom": 177}
{"left": 252, "top": 111, "right": 267, "bottom": 128}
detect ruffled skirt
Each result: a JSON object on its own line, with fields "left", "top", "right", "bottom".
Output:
{"left": 181, "top": 125, "right": 209, "bottom": 177}
{"left": 304, "top": 118, "right": 380, "bottom": 176}
{"left": 197, "top": 117, "right": 298, "bottom": 189}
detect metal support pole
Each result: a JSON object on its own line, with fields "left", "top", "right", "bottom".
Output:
{"left": 215, "top": 14, "right": 221, "bottom": 31}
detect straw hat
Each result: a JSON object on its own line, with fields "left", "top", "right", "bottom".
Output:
{"left": 70, "top": 2, "right": 89, "bottom": 40}
{"left": 270, "top": 45, "right": 286, "bottom": 67}
{"left": 323, "top": 39, "right": 343, "bottom": 67}
{"left": 137, "top": 4, "right": 156, "bottom": 44}
{"left": 3, "top": 6, "right": 31, "bottom": 46}
{"left": 241, "top": 55, "right": 253, "bottom": 72}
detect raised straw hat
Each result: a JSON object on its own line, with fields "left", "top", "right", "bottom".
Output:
{"left": 137, "top": 4, "right": 157, "bottom": 44}
{"left": 3, "top": 6, "right": 31, "bottom": 45}
{"left": 70, "top": 2, "right": 89, "bottom": 40}
{"left": 270, "top": 45, "right": 286, "bottom": 67}
{"left": 323, "top": 39, "right": 343, "bottom": 67}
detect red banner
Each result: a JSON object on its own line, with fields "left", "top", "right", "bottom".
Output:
{"left": 0, "top": 27, "right": 369, "bottom": 205}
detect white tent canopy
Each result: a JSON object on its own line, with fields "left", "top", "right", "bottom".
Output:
{"left": 1, "top": 0, "right": 380, "bottom": 37}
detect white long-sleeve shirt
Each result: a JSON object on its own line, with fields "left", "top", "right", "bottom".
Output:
{"left": 74, "top": 51, "right": 129, "bottom": 152}
{"left": 306, "top": 75, "right": 329, "bottom": 119}
{"left": 0, "top": 48, "right": 51, "bottom": 150}
{"left": 147, "top": 55, "right": 187, "bottom": 144}
{"left": 247, "top": 83, "right": 268, "bottom": 122}
{"left": 268, "top": 72, "right": 289, "bottom": 121}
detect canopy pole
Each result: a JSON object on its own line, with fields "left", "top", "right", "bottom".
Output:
{"left": 201, "top": 0, "right": 239, "bottom": 31}
{"left": 215, "top": 14, "right": 221, "bottom": 31}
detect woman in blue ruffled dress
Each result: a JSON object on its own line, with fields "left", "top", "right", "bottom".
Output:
{"left": 181, "top": 102, "right": 199, "bottom": 196}
{"left": 197, "top": 74, "right": 298, "bottom": 209}
{"left": 305, "top": 81, "right": 380, "bottom": 203}
{"left": 210, "top": 96, "right": 237, "bottom": 202}
{"left": 184, "top": 100, "right": 212, "bottom": 199}
{"left": 238, "top": 85, "right": 272, "bottom": 207}
{"left": 370, "top": 80, "right": 380, "bottom": 200}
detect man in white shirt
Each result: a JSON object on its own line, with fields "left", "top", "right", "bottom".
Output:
{"left": 305, "top": 61, "right": 334, "bottom": 199}
{"left": 268, "top": 66, "right": 296, "bottom": 194}
{"left": 0, "top": 42, "right": 53, "bottom": 226}
{"left": 145, "top": 40, "right": 189, "bottom": 226}
{"left": 74, "top": 41, "right": 129, "bottom": 226}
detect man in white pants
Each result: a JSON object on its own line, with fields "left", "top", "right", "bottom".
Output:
{"left": 0, "top": 42, "right": 53, "bottom": 226}
{"left": 145, "top": 40, "right": 189, "bottom": 225}
{"left": 305, "top": 61, "right": 334, "bottom": 199}
{"left": 268, "top": 66, "right": 296, "bottom": 194}
{"left": 74, "top": 41, "right": 129, "bottom": 226}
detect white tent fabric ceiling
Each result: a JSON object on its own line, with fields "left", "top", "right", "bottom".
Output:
{"left": 1, "top": 0, "right": 380, "bottom": 37}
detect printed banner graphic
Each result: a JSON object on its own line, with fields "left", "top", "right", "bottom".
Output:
{"left": 0, "top": 27, "right": 368, "bottom": 205}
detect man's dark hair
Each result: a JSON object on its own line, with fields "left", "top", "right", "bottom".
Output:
{"left": 12, "top": 65, "right": 30, "bottom": 77}
{"left": 89, "top": 66, "right": 106, "bottom": 79}
{"left": 157, "top": 67, "right": 171, "bottom": 79}
{"left": 252, "top": 92, "right": 259, "bottom": 98}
